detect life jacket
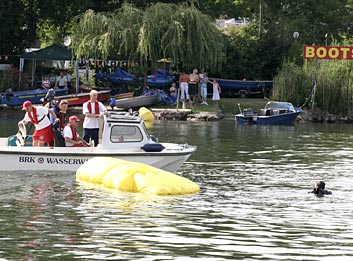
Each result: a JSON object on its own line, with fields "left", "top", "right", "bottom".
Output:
{"left": 28, "top": 106, "right": 41, "bottom": 124}
{"left": 86, "top": 101, "right": 99, "bottom": 114}
{"left": 53, "top": 106, "right": 66, "bottom": 130}
{"left": 68, "top": 123, "right": 78, "bottom": 141}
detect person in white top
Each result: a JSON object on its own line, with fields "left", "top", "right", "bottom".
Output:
{"left": 82, "top": 90, "right": 107, "bottom": 146}
{"left": 63, "top": 115, "right": 91, "bottom": 147}
{"left": 18, "top": 100, "right": 58, "bottom": 147}
{"left": 55, "top": 71, "right": 67, "bottom": 89}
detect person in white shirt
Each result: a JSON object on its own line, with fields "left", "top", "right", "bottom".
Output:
{"left": 82, "top": 90, "right": 107, "bottom": 146}
{"left": 55, "top": 71, "right": 67, "bottom": 89}
{"left": 19, "top": 100, "right": 58, "bottom": 147}
{"left": 63, "top": 116, "right": 90, "bottom": 147}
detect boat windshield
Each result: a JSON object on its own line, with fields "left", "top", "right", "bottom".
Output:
{"left": 110, "top": 125, "right": 143, "bottom": 143}
{"left": 265, "top": 102, "right": 295, "bottom": 111}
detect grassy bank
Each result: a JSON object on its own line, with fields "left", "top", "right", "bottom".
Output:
{"left": 153, "top": 98, "right": 269, "bottom": 115}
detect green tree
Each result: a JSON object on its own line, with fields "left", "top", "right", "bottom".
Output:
{"left": 71, "top": 3, "right": 224, "bottom": 75}
{"left": 0, "top": 0, "right": 29, "bottom": 56}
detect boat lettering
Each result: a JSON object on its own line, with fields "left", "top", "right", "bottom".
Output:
{"left": 19, "top": 156, "right": 36, "bottom": 163}
{"left": 46, "top": 158, "right": 88, "bottom": 165}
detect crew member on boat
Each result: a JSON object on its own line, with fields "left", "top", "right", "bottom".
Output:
{"left": 63, "top": 115, "right": 91, "bottom": 147}
{"left": 82, "top": 90, "right": 107, "bottom": 147}
{"left": 19, "top": 100, "right": 58, "bottom": 147}
{"left": 50, "top": 99, "right": 69, "bottom": 132}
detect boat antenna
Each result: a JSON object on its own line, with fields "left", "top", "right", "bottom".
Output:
{"left": 237, "top": 103, "right": 242, "bottom": 113}
{"left": 300, "top": 76, "right": 317, "bottom": 109}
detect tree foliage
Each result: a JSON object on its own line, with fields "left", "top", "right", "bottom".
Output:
{"left": 72, "top": 3, "right": 224, "bottom": 72}
{"left": 0, "top": 0, "right": 29, "bottom": 55}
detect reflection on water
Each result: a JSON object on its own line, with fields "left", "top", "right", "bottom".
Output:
{"left": 1, "top": 114, "right": 353, "bottom": 260}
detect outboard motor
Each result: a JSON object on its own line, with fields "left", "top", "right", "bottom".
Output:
{"left": 243, "top": 108, "right": 254, "bottom": 117}
{"left": 41, "top": 88, "right": 56, "bottom": 108}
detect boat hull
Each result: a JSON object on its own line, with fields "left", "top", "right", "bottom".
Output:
{"left": 115, "top": 94, "right": 158, "bottom": 109}
{"left": 0, "top": 88, "right": 68, "bottom": 106}
{"left": 215, "top": 79, "right": 273, "bottom": 97}
{"left": 236, "top": 112, "right": 300, "bottom": 125}
{"left": 0, "top": 144, "right": 195, "bottom": 173}
{"left": 56, "top": 90, "right": 110, "bottom": 106}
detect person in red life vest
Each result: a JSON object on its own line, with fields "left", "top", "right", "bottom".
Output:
{"left": 18, "top": 100, "right": 59, "bottom": 147}
{"left": 50, "top": 99, "right": 69, "bottom": 132}
{"left": 82, "top": 90, "right": 107, "bottom": 146}
{"left": 63, "top": 116, "right": 91, "bottom": 147}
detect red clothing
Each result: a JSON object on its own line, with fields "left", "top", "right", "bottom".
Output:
{"left": 179, "top": 74, "right": 189, "bottom": 83}
{"left": 68, "top": 124, "right": 79, "bottom": 141}
{"left": 32, "top": 125, "right": 54, "bottom": 144}
{"left": 68, "top": 123, "right": 84, "bottom": 147}
{"left": 28, "top": 106, "right": 39, "bottom": 124}
{"left": 87, "top": 101, "right": 99, "bottom": 114}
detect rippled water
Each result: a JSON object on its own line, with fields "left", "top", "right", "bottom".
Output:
{"left": 1, "top": 112, "right": 353, "bottom": 260}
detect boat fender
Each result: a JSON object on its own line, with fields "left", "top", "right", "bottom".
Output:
{"left": 141, "top": 143, "right": 165, "bottom": 152}
{"left": 109, "top": 98, "right": 116, "bottom": 107}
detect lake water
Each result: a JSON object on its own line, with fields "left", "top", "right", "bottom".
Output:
{"left": 1, "top": 111, "right": 353, "bottom": 260}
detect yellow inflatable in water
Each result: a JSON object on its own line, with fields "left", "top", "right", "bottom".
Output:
{"left": 76, "top": 157, "right": 200, "bottom": 195}
{"left": 139, "top": 107, "right": 155, "bottom": 122}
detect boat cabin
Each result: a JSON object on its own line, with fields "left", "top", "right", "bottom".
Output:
{"left": 6, "top": 111, "right": 163, "bottom": 152}
{"left": 101, "top": 111, "right": 157, "bottom": 150}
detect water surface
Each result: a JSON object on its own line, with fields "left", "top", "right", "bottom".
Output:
{"left": 1, "top": 112, "right": 353, "bottom": 260}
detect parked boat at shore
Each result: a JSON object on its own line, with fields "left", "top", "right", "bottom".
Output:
{"left": 235, "top": 101, "right": 302, "bottom": 124}
{"left": 54, "top": 89, "right": 111, "bottom": 106}
{"left": 112, "top": 91, "right": 159, "bottom": 110}
{"left": 0, "top": 110, "right": 196, "bottom": 172}
{"left": 0, "top": 87, "right": 68, "bottom": 107}
{"left": 213, "top": 78, "right": 273, "bottom": 97}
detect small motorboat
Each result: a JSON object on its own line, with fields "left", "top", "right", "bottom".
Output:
{"left": 0, "top": 110, "right": 196, "bottom": 172}
{"left": 0, "top": 87, "right": 68, "bottom": 107}
{"left": 112, "top": 90, "right": 159, "bottom": 110}
{"left": 94, "top": 67, "right": 136, "bottom": 85}
{"left": 54, "top": 89, "right": 111, "bottom": 106}
{"left": 145, "top": 69, "right": 175, "bottom": 88}
{"left": 212, "top": 78, "right": 273, "bottom": 98}
{"left": 235, "top": 101, "right": 302, "bottom": 125}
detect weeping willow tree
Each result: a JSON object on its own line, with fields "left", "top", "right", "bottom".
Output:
{"left": 138, "top": 2, "right": 224, "bottom": 72}
{"left": 71, "top": 2, "right": 224, "bottom": 84}
{"left": 71, "top": 5, "right": 143, "bottom": 61}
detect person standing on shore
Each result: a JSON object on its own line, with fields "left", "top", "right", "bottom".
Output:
{"left": 198, "top": 68, "right": 205, "bottom": 103}
{"left": 18, "top": 100, "right": 58, "bottom": 147}
{"left": 179, "top": 70, "right": 190, "bottom": 101}
{"left": 188, "top": 68, "right": 199, "bottom": 104}
{"left": 82, "top": 90, "right": 106, "bottom": 146}
{"left": 212, "top": 78, "right": 221, "bottom": 109}
{"left": 200, "top": 71, "right": 209, "bottom": 105}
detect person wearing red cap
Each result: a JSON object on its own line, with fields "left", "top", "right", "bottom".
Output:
{"left": 82, "top": 90, "right": 107, "bottom": 146}
{"left": 19, "top": 100, "right": 59, "bottom": 147}
{"left": 63, "top": 115, "right": 91, "bottom": 147}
